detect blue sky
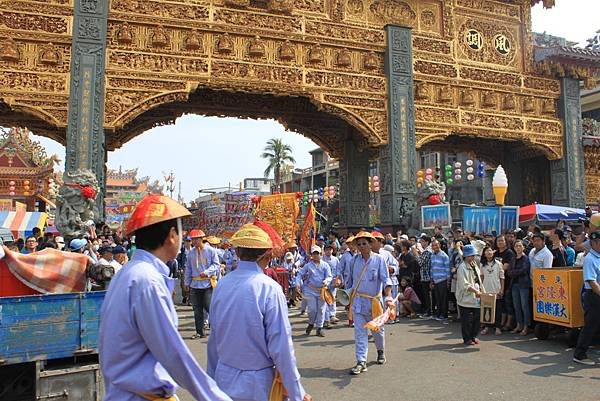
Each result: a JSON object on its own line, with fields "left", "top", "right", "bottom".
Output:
{"left": 33, "top": 1, "right": 600, "bottom": 202}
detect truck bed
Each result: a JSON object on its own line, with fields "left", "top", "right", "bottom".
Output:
{"left": 0, "top": 292, "right": 105, "bottom": 365}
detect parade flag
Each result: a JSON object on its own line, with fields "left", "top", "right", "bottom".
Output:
{"left": 299, "top": 202, "right": 316, "bottom": 258}
{"left": 254, "top": 193, "right": 299, "bottom": 243}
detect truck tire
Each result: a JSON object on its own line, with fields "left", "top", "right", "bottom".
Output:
{"left": 534, "top": 323, "right": 550, "bottom": 340}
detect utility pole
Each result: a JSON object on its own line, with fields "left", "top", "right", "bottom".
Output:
{"left": 163, "top": 170, "right": 176, "bottom": 199}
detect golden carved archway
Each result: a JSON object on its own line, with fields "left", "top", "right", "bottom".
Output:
{"left": 0, "top": 0, "right": 573, "bottom": 162}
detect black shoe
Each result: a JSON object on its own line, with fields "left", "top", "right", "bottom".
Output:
{"left": 350, "top": 362, "right": 367, "bottom": 375}
{"left": 376, "top": 350, "right": 386, "bottom": 365}
{"left": 323, "top": 321, "right": 331, "bottom": 329}
{"left": 305, "top": 324, "right": 314, "bottom": 335}
{"left": 316, "top": 328, "right": 325, "bottom": 337}
{"left": 182, "top": 297, "right": 188, "bottom": 304}
{"left": 573, "top": 355, "right": 596, "bottom": 366}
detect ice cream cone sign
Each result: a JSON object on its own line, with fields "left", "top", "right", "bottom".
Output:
{"left": 492, "top": 165, "right": 508, "bottom": 206}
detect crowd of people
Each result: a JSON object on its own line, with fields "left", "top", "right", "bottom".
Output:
{"left": 3, "top": 198, "right": 599, "bottom": 399}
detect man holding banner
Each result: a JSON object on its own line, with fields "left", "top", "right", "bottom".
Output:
{"left": 345, "top": 232, "right": 394, "bottom": 375}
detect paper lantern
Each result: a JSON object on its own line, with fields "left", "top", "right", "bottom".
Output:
{"left": 477, "top": 170, "right": 485, "bottom": 178}
{"left": 9, "top": 186, "right": 15, "bottom": 191}
{"left": 445, "top": 170, "right": 452, "bottom": 178}
{"left": 48, "top": 178, "right": 54, "bottom": 183}
{"left": 416, "top": 170, "right": 425, "bottom": 177}
{"left": 425, "top": 174, "right": 433, "bottom": 180}
{"left": 9, "top": 191, "right": 15, "bottom": 196}
{"left": 416, "top": 177, "right": 424, "bottom": 184}
{"left": 454, "top": 162, "right": 462, "bottom": 168}
{"left": 467, "top": 174, "right": 475, "bottom": 181}
{"left": 466, "top": 167, "right": 474, "bottom": 174}
{"left": 425, "top": 168, "right": 433, "bottom": 175}
{"left": 9, "top": 181, "right": 15, "bottom": 186}
{"left": 455, "top": 174, "right": 462, "bottom": 180}
{"left": 23, "top": 180, "right": 30, "bottom": 185}
{"left": 454, "top": 169, "right": 461, "bottom": 174}
{"left": 445, "top": 164, "right": 452, "bottom": 171}
{"left": 447, "top": 178, "right": 454, "bottom": 185}
{"left": 466, "top": 159, "right": 474, "bottom": 166}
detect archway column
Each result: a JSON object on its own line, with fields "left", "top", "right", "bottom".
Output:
{"left": 379, "top": 25, "right": 417, "bottom": 229}
{"left": 338, "top": 139, "right": 370, "bottom": 229}
{"left": 550, "top": 77, "right": 586, "bottom": 208}
{"left": 65, "top": 0, "right": 109, "bottom": 218}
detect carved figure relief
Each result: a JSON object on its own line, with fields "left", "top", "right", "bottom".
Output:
{"left": 39, "top": 43, "right": 61, "bottom": 65}
{"left": 279, "top": 40, "right": 295, "bottom": 61}
{"left": 0, "top": 37, "right": 20, "bottom": 62}
{"left": 308, "top": 45, "right": 324, "bottom": 65}
{"left": 420, "top": 10, "right": 436, "bottom": 29}
{"left": 542, "top": 99, "right": 555, "bottom": 114}
{"left": 116, "top": 22, "right": 134, "bottom": 44}
{"left": 183, "top": 30, "right": 202, "bottom": 51}
{"left": 482, "top": 92, "right": 496, "bottom": 108}
{"left": 363, "top": 52, "right": 378, "bottom": 70}
{"left": 502, "top": 94, "right": 515, "bottom": 110}
{"left": 369, "top": 0, "right": 416, "bottom": 25}
{"left": 216, "top": 33, "right": 234, "bottom": 54}
{"left": 415, "top": 82, "right": 430, "bottom": 101}
{"left": 336, "top": 48, "right": 352, "bottom": 67}
{"left": 459, "top": 88, "right": 475, "bottom": 106}
{"left": 347, "top": 0, "right": 364, "bottom": 15}
{"left": 151, "top": 25, "right": 170, "bottom": 48}
{"left": 268, "top": 0, "right": 293, "bottom": 13}
{"left": 437, "top": 85, "right": 453, "bottom": 103}
{"left": 523, "top": 97, "right": 535, "bottom": 113}
{"left": 248, "top": 36, "right": 266, "bottom": 58}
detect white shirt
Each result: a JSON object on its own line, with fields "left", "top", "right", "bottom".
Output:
{"left": 99, "top": 257, "right": 123, "bottom": 274}
{"left": 528, "top": 246, "right": 553, "bottom": 280}
{"left": 481, "top": 259, "right": 504, "bottom": 295}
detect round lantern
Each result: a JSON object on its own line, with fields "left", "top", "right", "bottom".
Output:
{"left": 445, "top": 164, "right": 452, "bottom": 171}
{"left": 445, "top": 170, "right": 452, "bottom": 178}
{"left": 23, "top": 180, "right": 30, "bottom": 185}
{"left": 37, "top": 179, "right": 43, "bottom": 184}
{"left": 48, "top": 178, "right": 54, "bottom": 183}
{"left": 467, "top": 174, "right": 475, "bottom": 181}
{"left": 428, "top": 194, "right": 441, "bottom": 205}
{"left": 425, "top": 174, "right": 433, "bottom": 180}
{"left": 372, "top": 176, "right": 380, "bottom": 192}
{"left": 447, "top": 178, "right": 454, "bottom": 185}
{"left": 417, "top": 170, "right": 425, "bottom": 177}
{"left": 454, "top": 162, "right": 462, "bottom": 168}
{"left": 466, "top": 167, "right": 474, "bottom": 174}
{"left": 466, "top": 159, "right": 474, "bottom": 166}
{"left": 425, "top": 168, "right": 433, "bottom": 175}
{"left": 455, "top": 174, "right": 462, "bottom": 181}
{"left": 9, "top": 186, "right": 15, "bottom": 191}
{"left": 454, "top": 169, "right": 461, "bottom": 174}
{"left": 416, "top": 177, "right": 424, "bottom": 184}
{"left": 9, "top": 181, "right": 15, "bottom": 186}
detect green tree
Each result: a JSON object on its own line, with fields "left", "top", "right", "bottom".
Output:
{"left": 261, "top": 138, "right": 295, "bottom": 192}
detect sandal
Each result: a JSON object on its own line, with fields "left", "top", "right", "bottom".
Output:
{"left": 520, "top": 328, "right": 529, "bottom": 336}
{"left": 510, "top": 326, "right": 521, "bottom": 334}
{"left": 480, "top": 327, "right": 489, "bottom": 335}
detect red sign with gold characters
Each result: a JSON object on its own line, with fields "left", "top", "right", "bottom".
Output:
{"left": 532, "top": 268, "right": 584, "bottom": 328}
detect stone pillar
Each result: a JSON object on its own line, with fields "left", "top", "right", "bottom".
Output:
{"left": 338, "top": 138, "right": 370, "bottom": 229}
{"left": 379, "top": 25, "right": 417, "bottom": 228}
{"left": 65, "top": 0, "right": 109, "bottom": 218}
{"left": 550, "top": 77, "right": 586, "bottom": 208}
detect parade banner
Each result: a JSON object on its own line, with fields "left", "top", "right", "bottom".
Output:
{"left": 299, "top": 202, "right": 316, "bottom": 257}
{"left": 255, "top": 193, "right": 299, "bottom": 243}
{"left": 421, "top": 204, "right": 451, "bottom": 230}
{"left": 499, "top": 206, "right": 519, "bottom": 232}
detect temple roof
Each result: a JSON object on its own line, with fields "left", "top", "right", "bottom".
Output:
{"left": 0, "top": 127, "right": 59, "bottom": 172}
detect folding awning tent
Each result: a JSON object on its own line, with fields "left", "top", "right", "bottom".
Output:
{"left": 0, "top": 211, "right": 48, "bottom": 240}
{"left": 519, "top": 204, "right": 586, "bottom": 224}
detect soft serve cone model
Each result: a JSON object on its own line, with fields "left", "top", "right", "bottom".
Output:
{"left": 492, "top": 165, "right": 508, "bottom": 206}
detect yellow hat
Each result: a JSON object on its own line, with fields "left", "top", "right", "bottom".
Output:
{"left": 354, "top": 231, "right": 375, "bottom": 241}
{"left": 230, "top": 223, "right": 274, "bottom": 249}
{"left": 206, "top": 236, "right": 221, "bottom": 245}
{"left": 591, "top": 213, "right": 600, "bottom": 228}
{"left": 345, "top": 235, "right": 355, "bottom": 243}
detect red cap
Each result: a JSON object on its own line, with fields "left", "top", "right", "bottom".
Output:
{"left": 126, "top": 194, "right": 191, "bottom": 235}
{"left": 371, "top": 231, "right": 385, "bottom": 240}
{"left": 188, "top": 229, "right": 206, "bottom": 238}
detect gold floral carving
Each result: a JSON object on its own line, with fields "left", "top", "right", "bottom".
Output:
{"left": 369, "top": 0, "right": 416, "bottom": 25}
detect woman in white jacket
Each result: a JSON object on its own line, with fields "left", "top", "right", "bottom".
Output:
{"left": 456, "top": 245, "right": 485, "bottom": 345}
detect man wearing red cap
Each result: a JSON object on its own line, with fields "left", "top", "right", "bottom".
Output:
{"left": 99, "top": 194, "right": 231, "bottom": 401}
{"left": 185, "top": 228, "right": 220, "bottom": 339}
{"left": 208, "top": 221, "right": 312, "bottom": 401}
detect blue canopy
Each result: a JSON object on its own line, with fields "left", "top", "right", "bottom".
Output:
{"left": 519, "top": 204, "right": 586, "bottom": 223}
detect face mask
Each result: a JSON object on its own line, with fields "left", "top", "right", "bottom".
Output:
{"left": 92, "top": 245, "right": 99, "bottom": 251}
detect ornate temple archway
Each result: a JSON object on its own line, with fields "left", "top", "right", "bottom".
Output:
{"left": 1, "top": 0, "right": 599, "bottom": 227}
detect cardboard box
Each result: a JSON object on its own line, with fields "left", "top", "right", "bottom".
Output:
{"left": 480, "top": 293, "right": 497, "bottom": 324}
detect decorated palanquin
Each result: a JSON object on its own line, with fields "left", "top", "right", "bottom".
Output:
{"left": 0, "top": 127, "right": 60, "bottom": 211}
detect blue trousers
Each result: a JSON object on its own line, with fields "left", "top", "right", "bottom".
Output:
{"left": 327, "top": 288, "right": 337, "bottom": 320}
{"left": 306, "top": 296, "right": 327, "bottom": 328}
{"left": 300, "top": 298, "right": 307, "bottom": 312}
{"left": 512, "top": 286, "right": 531, "bottom": 327}
{"left": 391, "top": 284, "right": 399, "bottom": 311}
{"left": 353, "top": 311, "right": 385, "bottom": 362}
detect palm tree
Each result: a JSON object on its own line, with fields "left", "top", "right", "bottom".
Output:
{"left": 261, "top": 138, "right": 295, "bottom": 192}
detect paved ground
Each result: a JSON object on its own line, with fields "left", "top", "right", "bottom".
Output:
{"left": 176, "top": 305, "right": 599, "bottom": 401}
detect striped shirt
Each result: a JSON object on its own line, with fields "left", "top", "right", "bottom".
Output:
{"left": 430, "top": 250, "right": 450, "bottom": 284}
